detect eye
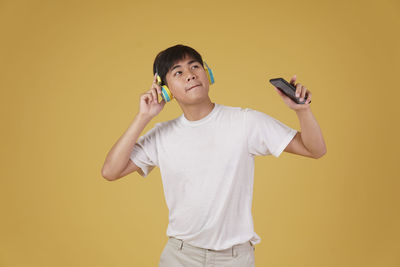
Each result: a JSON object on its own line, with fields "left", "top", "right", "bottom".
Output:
{"left": 174, "top": 71, "right": 182, "bottom": 76}
{"left": 192, "top": 64, "right": 200, "bottom": 69}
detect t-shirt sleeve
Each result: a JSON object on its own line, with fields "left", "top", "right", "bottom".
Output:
{"left": 129, "top": 125, "right": 159, "bottom": 178}
{"left": 245, "top": 108, "right": 297, "bottom": 157}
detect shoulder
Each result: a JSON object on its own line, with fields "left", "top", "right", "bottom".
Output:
{"left": 218, "top": 104, "right": 268, "bottom": 116}
{"left": 217, "top": 103, "right": 249, "bottom": 118}
{"left": 151, "top": 116, "right": 181, "bottom": 134}
{"left": 214, "top": 104, "right": 276, "bottom": 124}
{"left": 237, "top": 107, "right": 284, "bottom": 130}
{"left": 138, "top": 117, "right": 178, "bottom": 139}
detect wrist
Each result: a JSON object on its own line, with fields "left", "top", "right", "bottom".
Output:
{"left": 136, "top": 113, "right": 153, "bottom": 123}
{"left": 294, "top": 106, "right": 312, "bottom": 115}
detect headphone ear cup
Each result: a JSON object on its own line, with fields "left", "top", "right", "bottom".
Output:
{"left": 161, "top": 85, "right": 173, "bottom": 102}
{"left": 206, "top": 68, "right": 215, "bottom": 85}
{"left": 203, "top": 62, "right": 215, "bottom": 85}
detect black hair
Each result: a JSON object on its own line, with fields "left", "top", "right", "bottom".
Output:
{"left": 153, "top": 44, "right": 204, "bottom": 86}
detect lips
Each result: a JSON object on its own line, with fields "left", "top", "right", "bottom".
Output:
{"left": 186, "top": 84, "right": 201, "bottom": 91}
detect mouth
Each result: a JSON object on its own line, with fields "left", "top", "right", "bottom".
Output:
{"left": 186, "top": 84, "right": 201, "bottom": 92}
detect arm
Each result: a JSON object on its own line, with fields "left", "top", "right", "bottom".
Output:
{"left": 101, "top": 114, "right": 152, "bottom": 181}
{"left": 101, "top": 74, "right": 165, "bottom": 181}
{"left": 284, "top": 109, "right": 326, "bottom": 158}
{"left": 274, "top": 75, "right": 327, "bottom": 159}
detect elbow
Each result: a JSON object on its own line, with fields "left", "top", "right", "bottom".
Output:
{"left": 312, "top": 147, "right": 327, "bottom": 159}
{"left": 101, "top": 168, "right": 117, "bottom": 181}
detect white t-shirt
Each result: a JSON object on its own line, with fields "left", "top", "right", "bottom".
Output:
{"left": 130, "top": 103, "right": 297, "bottom": 250}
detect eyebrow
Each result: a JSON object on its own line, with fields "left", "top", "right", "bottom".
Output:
{"left": 170, "top": 60, "right": 198, "bottom": 72}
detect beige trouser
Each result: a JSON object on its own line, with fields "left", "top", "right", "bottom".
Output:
{"left": 159, "top": 237, "right": 255, "bottom": 267}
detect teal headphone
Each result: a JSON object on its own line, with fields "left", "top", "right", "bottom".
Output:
{"left": 156, "top": 61, "right": 215, "bottom": 102}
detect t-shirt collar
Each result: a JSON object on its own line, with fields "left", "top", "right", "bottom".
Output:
{"left": 179, "top": 103, "right": 220, "bottom": 126}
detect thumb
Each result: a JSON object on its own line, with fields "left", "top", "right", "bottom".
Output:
{"left": 274, "top": 87, "right": 284, "bottom": 96}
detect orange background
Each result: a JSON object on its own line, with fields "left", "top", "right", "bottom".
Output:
{"left": 1, "top": 0, "right": 399, "bottom": 266}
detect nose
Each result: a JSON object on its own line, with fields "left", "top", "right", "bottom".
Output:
{"left": 186, "top": 71, "right": 196, "bottom": 82}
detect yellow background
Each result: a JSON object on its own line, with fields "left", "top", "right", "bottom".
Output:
{"left": 1, "top": 0, "right": 399, "bottom": 266}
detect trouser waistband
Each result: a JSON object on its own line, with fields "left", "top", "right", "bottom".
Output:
{"left": 167, "top": 236, "right": 255, "bottom": 256}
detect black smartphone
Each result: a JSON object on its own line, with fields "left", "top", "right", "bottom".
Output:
{"left": 269, "top": 78, "right": 310, "bottom": 104}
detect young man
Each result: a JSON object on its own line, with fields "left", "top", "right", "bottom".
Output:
{"left": 101, "top": 44, "right": 326, "bottom": 267}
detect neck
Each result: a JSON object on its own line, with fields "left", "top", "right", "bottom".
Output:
{"left": 179, "top": 99, "right": 215, "bottom": 121}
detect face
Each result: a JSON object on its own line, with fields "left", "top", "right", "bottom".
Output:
{"left": 165, "top": 55, "right": 210, "bottom": 105}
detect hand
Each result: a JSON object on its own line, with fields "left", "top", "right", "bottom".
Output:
{"left": 138, "top": 73, "right": 166, "bottom": 119}
{"left": 273, "top": 74, "right": 312, "bottom": 111}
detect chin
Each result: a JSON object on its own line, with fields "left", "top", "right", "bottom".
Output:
{"left": 178, "top": 95, "right": 210, "bottom": 106}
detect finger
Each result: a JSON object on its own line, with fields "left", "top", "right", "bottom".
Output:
{"left": 295, "top": 83, "right": 302, "bottom": 97}
{"left": 300, "top": 86, "right": 307, "bottom": 101}
{"left": 141, "top": 92, "right": 150, "bottom": 99}
{"left": 274, "top": 87, "right": 285, "bottom": 97}
{"left": 275, "top": 87, "right": 293, "bottom": 104}
{"left": 159, "top": 98, "right": 166, "bottom": 108}
{"left": 306, "top": 91, "right": 312, "bottom": 103}
{"left": 156, "top": 84, "right": 161, "bottom": 94}
{"left": 290, "top": 75, "right": 297, "bottom": 85}
{"left": 146, "top": 90, "right": 154, "bottom": 103}
{"left": 153, "top": 73, "right": 157, "bottom": 83}
{"left": 150, "top": 83, "right": 160, "bottom": 95}
{"left": 151, "top": 81, "right": 162, "bottom": 94}
{"left": 145, "top": 91, "right": 153, "bottom": 102}
{"left": 151, "top": 88, "right": 158, "bottom": 103}
{"left": 274, "top": 87, "right": 288, "bottom": 99}
{"left": 141, "top": 93, "right": 150, "bottom": 104}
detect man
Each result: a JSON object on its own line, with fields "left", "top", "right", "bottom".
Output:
{"left": 101, "top": 44, "right": 326, "bottom": 267}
